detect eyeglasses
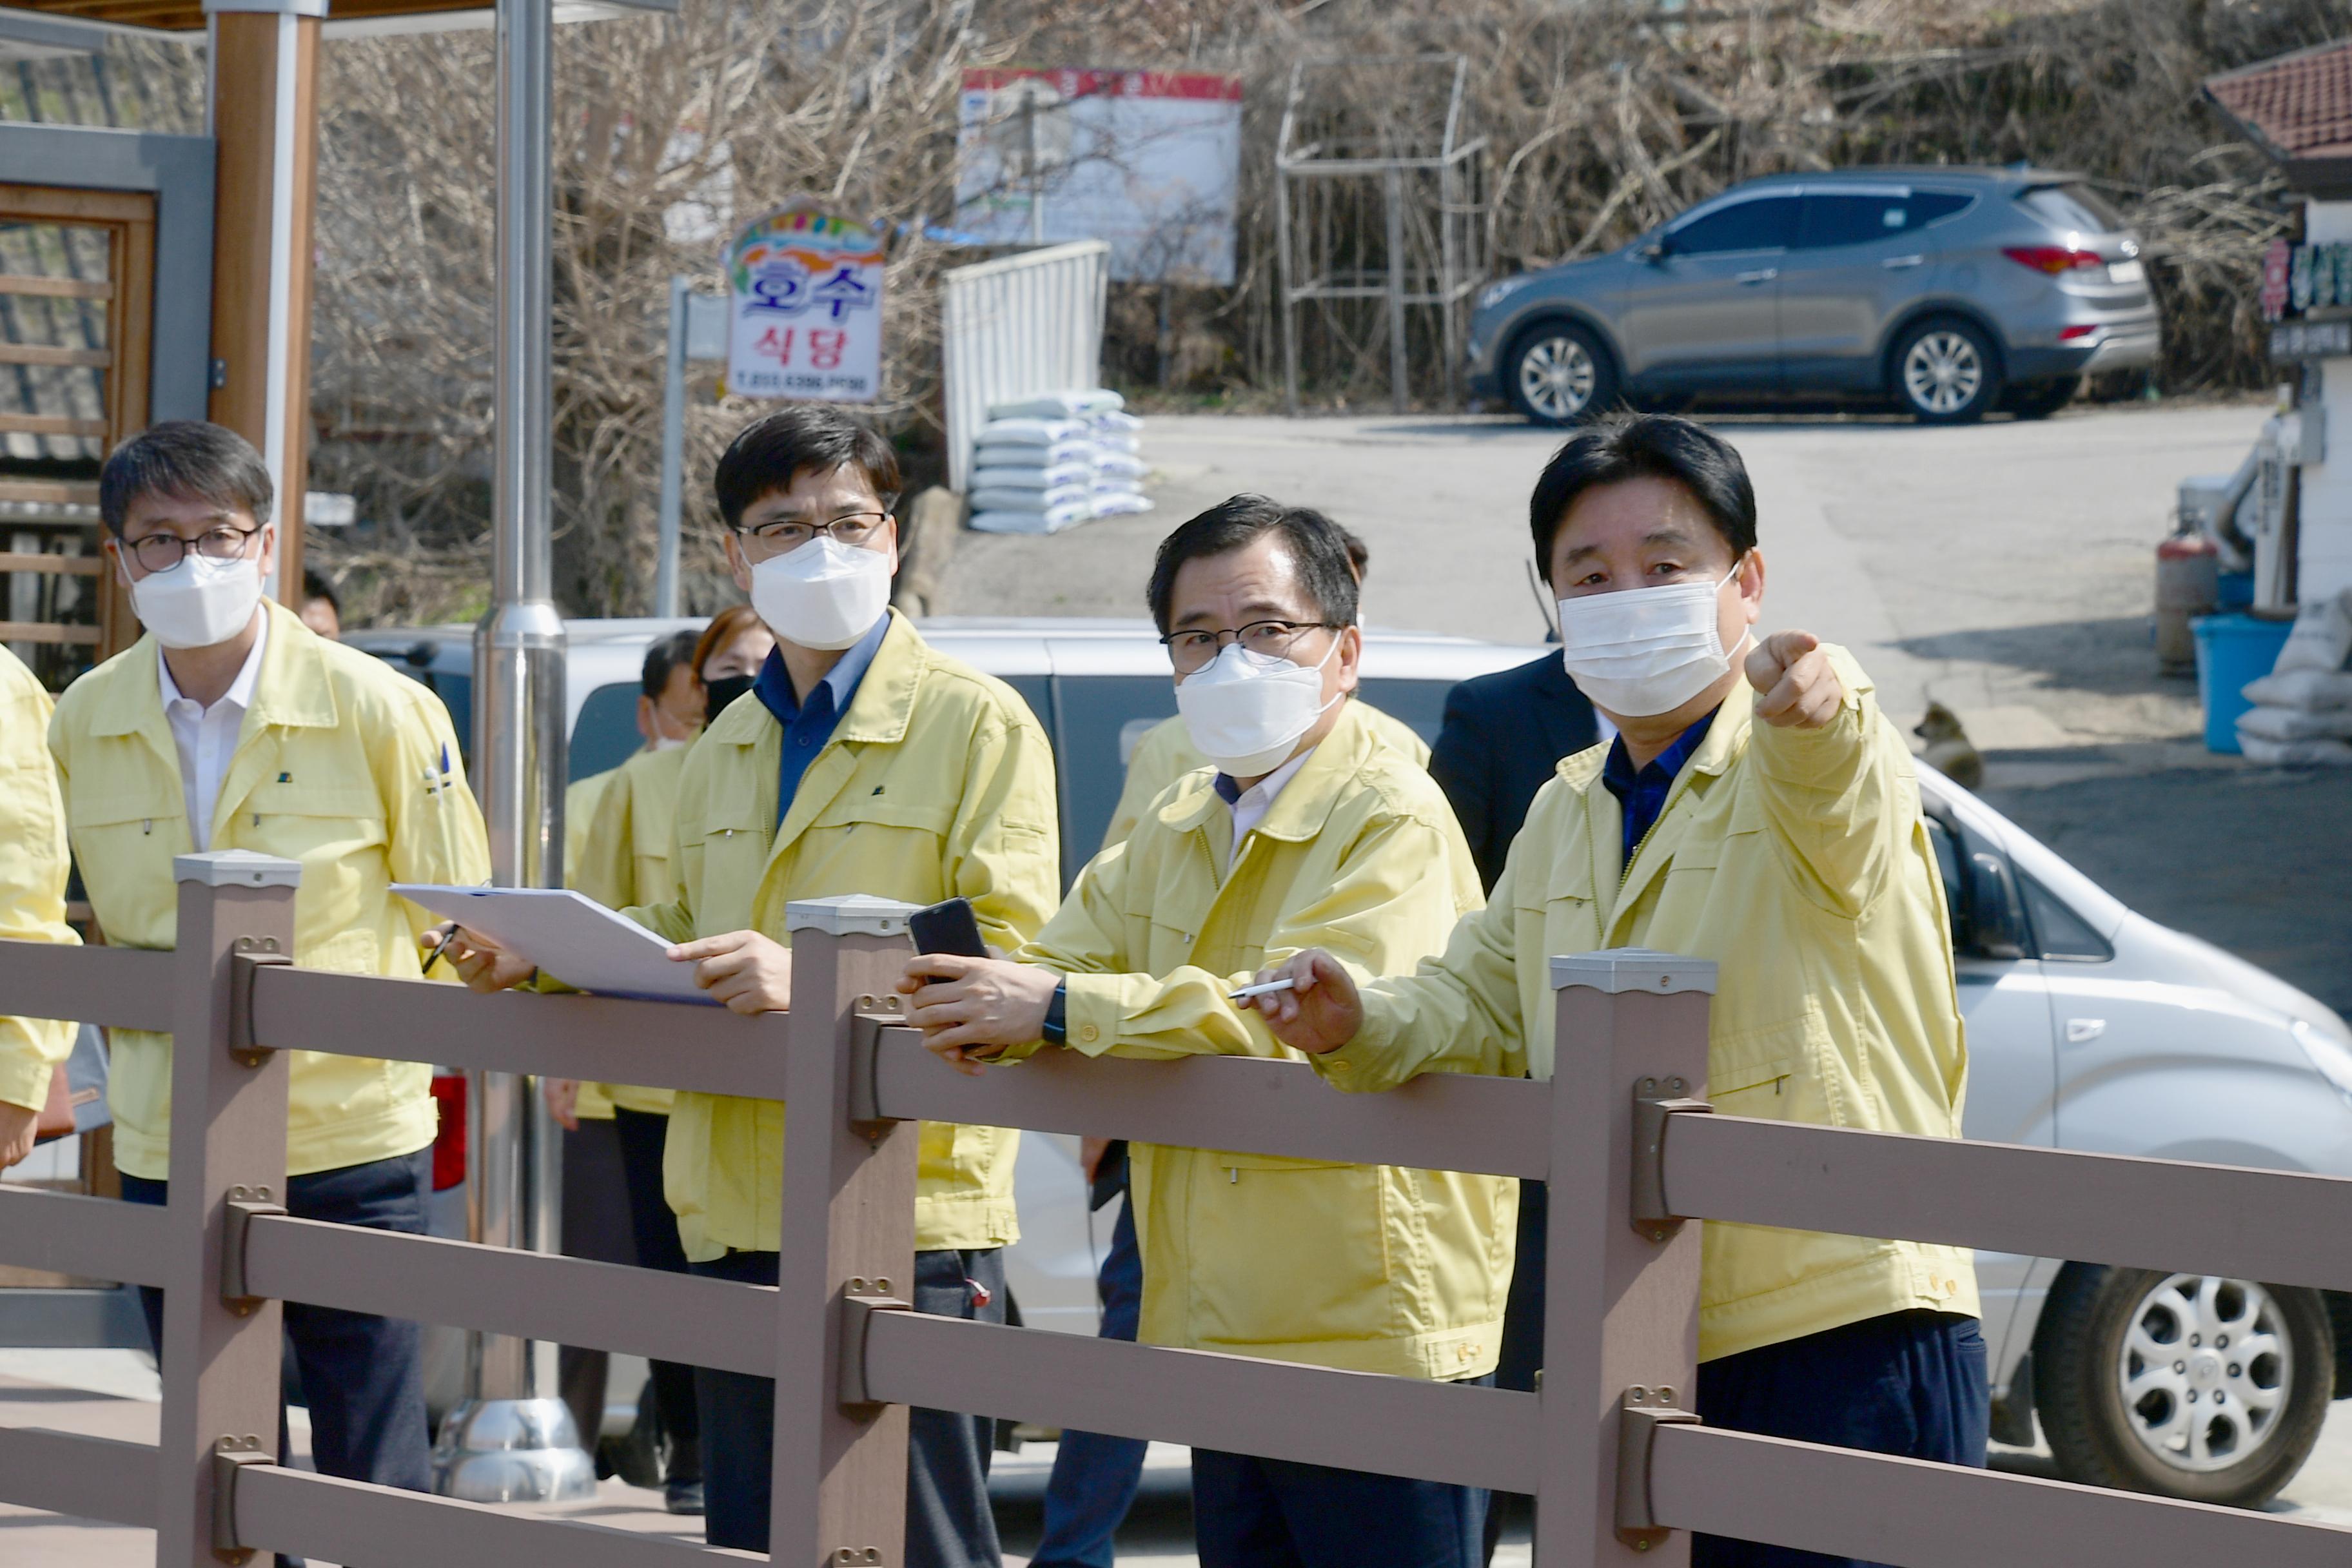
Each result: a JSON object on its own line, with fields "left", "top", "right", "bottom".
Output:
{"left": 1160, "top": 620, "right": 1338, "bottom": 674}
{"left": 737, "top": 511, "right": 889, "bottom": 554}
{"left": 124, "top": 523, "right": 262, "bottom": 574}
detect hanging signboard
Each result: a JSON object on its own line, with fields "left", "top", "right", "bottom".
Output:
{"left": 952, "top": 68, "right": 1243, "bottom": 286}
{"left": 725, "top": 201, "right": 887, "bottom": 402}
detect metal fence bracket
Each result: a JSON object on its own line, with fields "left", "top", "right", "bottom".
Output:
{"left": 1631, "top": 1079, "right": 1712, "bottom": 1241}
{"left": 219, "top": 1193, "right": 284, "bottom": 1312}
{"left": 228, "top": 940, "right": 291, "bottom": 1066}
{"left": 1616, "top": 1384, "right": 1701, "bottom": 1549}
{"left": 211, "top": 1432, "right": 273, "bottom": 1560}
{"left": 836, "top": 1284, "right": 912, "bottom": 1411}
{"left": 847, "top": 1004, "right": 906, "bottom": 1132}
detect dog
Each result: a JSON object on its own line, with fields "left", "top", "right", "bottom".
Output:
{"left": 1914, "top": 701, "right": 1984, "bottom": 789}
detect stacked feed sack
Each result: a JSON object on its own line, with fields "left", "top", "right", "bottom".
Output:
{"left": 2236, "top": 588, "right": 2352, "bottom": 765}
{"left": 968, "top": 389, "right": 1152, "bottom": 533}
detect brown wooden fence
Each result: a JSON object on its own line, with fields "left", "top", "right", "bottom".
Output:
{"left": 2, "top": 848, "right": 2351, "bottom": 1567}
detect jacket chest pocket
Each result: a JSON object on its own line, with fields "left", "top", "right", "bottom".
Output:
{"left": 241, "top": 785, "right": 386, "bottom": 858}
{"left": 1708, "top": 1006, "right": 1836, "bottom": 1124}
{"left": 694, "top": 806, "right": 771, "bottom": 934}
{"left": 68, "top": 792, "right": 185, "bottom": 915}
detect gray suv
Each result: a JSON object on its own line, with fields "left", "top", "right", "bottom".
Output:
{"left": 1466, "top": 167, "right": 2162, "bottom": 425}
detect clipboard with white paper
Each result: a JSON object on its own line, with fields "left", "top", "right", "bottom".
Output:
{"left": 393, "top": 883, "right": 717, "bottom": 1005}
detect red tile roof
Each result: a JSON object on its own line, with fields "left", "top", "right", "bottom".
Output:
{"left": 2207, "top": 39, "right": 2352, "bottom": 163}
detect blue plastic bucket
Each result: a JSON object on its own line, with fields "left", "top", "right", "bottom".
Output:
{"left": 2191, "top": 612, "right": 2295, "bottom": 754}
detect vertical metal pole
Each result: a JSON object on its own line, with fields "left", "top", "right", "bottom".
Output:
{"left": 656, "top": 274, "right": 688, "bottom": 620}
{"left": 1023, "top": 90, "right": 1045, "bottom": 245}
{"left": 1275, "top": 162, "right": 1300, "bottom": 417}
{"left": 1384, "top": 164, "right": 1409, "bottom": 415}
{"left": 439, "top": 0, "right": 591, "bottom": 1502}
{"left": 1439, "top": 157, "right": 1464, "bottom": 410}
{"left": 1534, "top": 953, "right": 1714, "bottom": 1567}
{"left": 152, "top": 852, "right": 298, "bottom": 1568}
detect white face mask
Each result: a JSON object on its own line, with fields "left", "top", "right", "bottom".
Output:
{"left": 749, "top": 536, "right": 892, "bottom": 651}
{"left": 1175, "top": 638, "right": 1341, "bottom": 778}
{"left": 1556, "top": 566, "right": 1742, "bottom": 718}
{"left": 649, "top": 733, "right": 691, "bottom": 752}
{"left": 131, "top": 549, "right": 266, "bottom": 651}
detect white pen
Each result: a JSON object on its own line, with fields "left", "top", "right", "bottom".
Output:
{"left": 1227, "top": 977, "right": 1298, "bottom": 1003}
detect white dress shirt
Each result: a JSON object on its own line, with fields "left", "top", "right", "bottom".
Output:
{"left": 1215, "top": 746, "right": 1315, "bottom": 875}
{"left": 157, "top": 612, "right": 269, "bottom": 852}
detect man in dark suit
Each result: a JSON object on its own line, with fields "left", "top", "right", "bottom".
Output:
{"left": 1429, "top": 645, "right": 1600, "bottom": 1565}
{"left": 1430, "top": 649, "right": 1602, "bottom": 894}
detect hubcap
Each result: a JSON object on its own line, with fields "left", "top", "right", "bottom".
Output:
{"left": 2117, "top": 1275, "right": 2292, "bottom": 1474}
{"left": 1901, "top": 331, "right": 1983, "bottom": 415}
{"left": 1518, "top": 336, "right": 1596, "bottom": 420}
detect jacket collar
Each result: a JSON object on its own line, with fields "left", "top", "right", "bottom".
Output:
{"left": 89, "top": 598, "right": 338, "bottom": 741}
{"left": 708, "top": 608, "right": 923, "bottom": 754}
{"left": 1153, "top": 699, "right": 1380, "bottom": 848}
{"left": 1604, "top": 689, "right": 1754, "bottom": 932}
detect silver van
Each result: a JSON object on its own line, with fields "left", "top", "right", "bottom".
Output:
{"left": 351, "top": 617, "right": 2349, "bottom": 1506}
{"left": 1466, "top": 167, "right": 2162, "bottom": 426}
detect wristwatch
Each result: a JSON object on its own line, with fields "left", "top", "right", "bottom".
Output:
{"left": 1042, "top": 981, "right": 1068, "bottom": 1045}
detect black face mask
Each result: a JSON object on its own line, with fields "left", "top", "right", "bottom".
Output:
{"left": 704, "top": 673, "right": 757, "bottom": 726}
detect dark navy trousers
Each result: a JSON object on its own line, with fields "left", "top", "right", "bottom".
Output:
{"left": 611, "top": 1107, "right": 700, "bottom": 1445}
{"left": 123, "top": 1148, "right": 435, "bottom": 1494}
{"left": 1029, "top": 1194, "right": 1146, "bottom": 1568}
{"left": 1191, "top": 1396, "right": 1491, "bottom": 1568}
{"left": 692, "top": 1244, "right": 1005, "bottom": 1566}
{"left": 1692, "top": 1309, "right": 1988, "bottom": 1568}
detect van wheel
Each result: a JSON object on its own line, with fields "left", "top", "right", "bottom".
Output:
{"left": 1890, "top": 316, "right": 2002, "bottom": 424}
{"left": 2035, "top": 1265, "right": 2331, "bottom": 1507}
{"left": 1508, "top": 322, "right": 1618, "bottom": 426}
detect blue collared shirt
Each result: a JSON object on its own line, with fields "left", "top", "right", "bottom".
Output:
{"left": 1601, "top": 709, "right": 1716, "bottom": 866}
{"left": 752, "top": 613, "right": 890, "bottom": 825}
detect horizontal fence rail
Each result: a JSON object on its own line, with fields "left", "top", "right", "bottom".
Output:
{"left": 859, "top": 1310, "right": 1542, "bottom": 1494}
{"left": 247, "top": 966, "right": 791, "bottom": 1099}
{"left": 865, "top": 1021, "right": 1553, "bottom": 1179}
{"left": 1646, "top": 1422, "right": 2352, "bottom": 1568}
{"left": 0, "top": 1182, "right": 171, "bottom": 1286}
{"left": 0, "top": 937, "right": 173, "bottom": 1033}
{"left": 233, "top": 1213, "right": 777, "bottom": 1377}
{"left": 0, "top": 1425, "right": 157, "bottom": 1527}
{"left": 1661, "top": 1112, "right": 2352, "bottom": 1293}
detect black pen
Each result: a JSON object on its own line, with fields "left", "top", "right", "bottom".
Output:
{"left": 421, "top": 922, "right": 458, "bottom": 979}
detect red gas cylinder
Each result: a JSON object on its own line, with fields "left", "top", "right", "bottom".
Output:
{"left": 2155, "top": 530, "right": 2220, "bottom": 672}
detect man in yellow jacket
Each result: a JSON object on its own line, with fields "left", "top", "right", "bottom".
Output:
{"left": 901, "top": 497, "right": 1510, "bottom": 1568}
{"left": 1250, "top": 415, "right": 1982, "bottom": 1568}
{"left": 0, "top": 645, "right": 77, "bottom": 1170}
{"left": 443, "top": 407, "right": 1059, "bottom": 1565}
{"left": 54, "top": 420, "right": 489, "bottom": 1494}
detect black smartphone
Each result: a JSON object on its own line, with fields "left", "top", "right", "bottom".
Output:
{"left": 908, "top": 896, "right": 988, "bottom": 959}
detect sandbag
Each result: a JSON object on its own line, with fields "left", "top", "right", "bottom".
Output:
{"left": 1090, "top": 492, "right": 1155, "bottom": 518}
{"left": 975, "top": 439, "right": 1096, "bottom": 471}
{"left": 970, "top": 500, "right": 1093, "bottom": 535}
{"left": 971, "top": 484, "right": 1092, "bottom": 513}
{"left": 979, "top": 416, "right": 1089, "bottom": 447}
{"left": 2273, "top": 589, "right": 2352, "bottom": 674}
{"left": 973, "top": 462, "right": 1095, "bottom": 492}
{"left": 2242, "top": 667, "right": 2352, "bottom": 710}
{"left": 2236, "top": 703, "right": 2352, "bottom": 742}
{"left": 988, "top": 389, "right": 1124, "bottom": 421}
{"left": 2237, "top": 729, "right": 2352, "bottom": 765}
{"left": 1092, "top": 451, "right": 1148, "bottom": 478}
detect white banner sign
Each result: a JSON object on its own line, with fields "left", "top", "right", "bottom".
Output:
{"left": 725, "top": 201, "right": 886, "bottom": 402}
{"left": 954, "top": 68, "right": 1242, "bottom": 286}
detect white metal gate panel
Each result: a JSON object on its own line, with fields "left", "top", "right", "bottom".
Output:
{"left": 941, "top": 240, "right": 1109, "bottom": 493}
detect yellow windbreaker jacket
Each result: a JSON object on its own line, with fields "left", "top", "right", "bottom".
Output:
{"left": 574, "top": 742, "right": 693, "bottom": 1116}
{"left": 0, "top": 645, "right": 77, "bottom": 1114}
{"left": 1019, "top": 701, "right": 1512, "bottom": 1381}
{"left": 1321, "top": 648, "right": 1975, "bottom": 1362}
{"left": 622, "top": 611, "right": 1059, "bottom": 1260}
{"left": 564, "top": 768, "right": 619, "bottom": 1122}
{"left": 1099, "top": 700, "right": 1431, "bottom": 852}
{"left": 49, "top": 600, "right": 490, "bottom": 1180}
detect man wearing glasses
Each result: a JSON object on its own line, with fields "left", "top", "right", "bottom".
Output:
{"left": 50, "top": 420, "right": 490, "bottom": 1498}
{"left": 442, "top": 407, "right": 1059, "bottom": 1566}
{"left": 897, "top": 496, "right": 1508, "bottom": 1568}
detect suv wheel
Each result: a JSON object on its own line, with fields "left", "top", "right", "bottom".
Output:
{"left": 1890, "top": 316, "right": 2002, "bottom": 424}
{"left": 1508, "top": 322, "right": 1617, "bottom": 426}
{"left": 2035, "top": 1266, "right": 2331, "bottom": 1507}
{"left": 2004, "top": 375, "right": 2082, "bottom": 421}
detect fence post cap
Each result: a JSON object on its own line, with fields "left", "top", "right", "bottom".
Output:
{"left": 174, "top": 850, "right": 303, "bottom": 889}
{"left": 785, "top": 894, "right": 923, "bottom": 937}
{"left": 1550, "top": 949, "right": 1718, "bottom": 995}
